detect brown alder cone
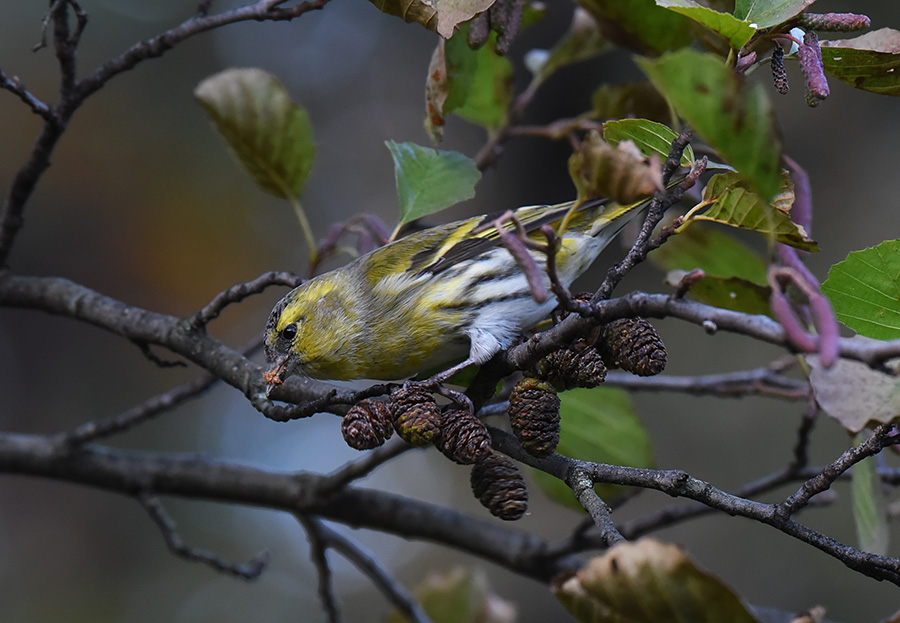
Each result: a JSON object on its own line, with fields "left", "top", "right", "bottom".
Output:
{"left": 341, "top": 399, "right": 394, "bottom": 450}
{"left": 531, "top": 340, "right": 608, "bottom": 391}
{"left": 470, "top": 452, "right": 528, "bottom": 521}
{"left": 508, "top": 377, "right": 561, "bottom": 458}
{"left": 390, "top": 386, "right": 441, "bottom": 446}
{"left": 600, "top": 317, "right": 667, "bottom": 376}
{"left": 435, "top": 409, "right": 493, "bottom": 465}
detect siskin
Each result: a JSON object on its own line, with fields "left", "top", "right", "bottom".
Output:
{"left": 264, "top": 195, "right": 652, "bottom": 394}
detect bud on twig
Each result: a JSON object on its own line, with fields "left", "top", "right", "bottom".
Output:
{"left": 508, "top": 377, "right": 561, "bottom": 457}
{"left": 341, "top": 399, "right": 394, "bottom": 450}
{"left": 435, "top": 409, "right": 493, "bottom": 464}
{"left": 390, "top": 386, "right": 441, "bottom": 446}
{"left": 470, "top": 452, "right": 528, "bottom": 520}
{"left": 600, "top": 318, "right": 667, "bottom": 376}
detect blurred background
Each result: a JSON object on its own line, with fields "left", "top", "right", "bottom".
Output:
{"left": 2, "top": 0, "right": 900, "bottom": 621}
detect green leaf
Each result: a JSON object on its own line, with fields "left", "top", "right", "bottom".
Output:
{"left": 385, "top": 141, "right": 481, "bottom": 227}
{"left": 808, "top": 352, "right": 900, "bottom": 433}
{"left": 603, "top": 118, "right": 694, "bottom": 168}
{"left": 851, "top": 433, "right": 889, "bottom": 556}
{"left": 821, "top": 29, "right": 900, "bottom": 96}
{"left": 733, "top": 0, "right": 817, "bottom": 29}
{"left": 637, "top": 50, "right": 783, "bottom": 201}
{"left": 368, "top": 0, "right": 493, "bottom": 38}
{"left": 532, "top": 387, "right": 653, "bottom": 510}
{"left": 527, "top": 7, "right": 611, "bottom": 87}
{"left": 443, "top": 32, "right": 514, "bottom": 130}
{"left": 684, "top": 171, "right": 818, "bottom": 251}
{"left": 554, "top": 539, "right": 762, "bottom": 623}
{"left": 195, "top": 67, "right": 315, "bottom": 200}
{"left": 822, "top": 239, "right": 900, "bottom": 339}
{"left": 576, "top": 0, "right": 693, "bottom": 55}
{"left": 656, "top": 0, "right": 756, "bottom": 50}
{"left": 651, "top": 224, "right": 768, "bottom": 284}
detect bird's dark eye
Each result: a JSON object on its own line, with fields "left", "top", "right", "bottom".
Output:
{"left": 280, "top": 323, "right": 298, "bottom": 342}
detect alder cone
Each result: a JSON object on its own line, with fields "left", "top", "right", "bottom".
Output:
{"left": 600, "top": 317, "right": 667, "bottom": 376}
{"left": 390, "top": 386, "right": 441, "bottom": 446}
{"left": 508, "top": 377, "right": 561, "bottom": 457}
{"left": 532, "top": 341, "right": 607, "bottom": 390}
{"left": 435, "top": 409, "right": 493, "bottom": 465}
{"left": 470, "top": 453, "right": 528, "bottom": 521}
{"left": 341, "top": 399, "right": 393, "bottom": 450}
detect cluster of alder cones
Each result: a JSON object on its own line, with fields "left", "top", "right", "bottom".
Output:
{"left": 341, "top": 316, "right": 667, "bottom": 521}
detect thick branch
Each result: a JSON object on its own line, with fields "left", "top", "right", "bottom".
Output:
{"left": 0, "top": 431, "right": 564, "bottom": 582}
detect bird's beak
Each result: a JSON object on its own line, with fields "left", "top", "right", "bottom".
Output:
{"left": 263, "top": 355, "right": 290, "bottom": 397}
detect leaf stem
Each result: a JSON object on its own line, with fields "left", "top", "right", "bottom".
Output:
{"left": 289, "top": 195, "right": 318, "bottom": 265}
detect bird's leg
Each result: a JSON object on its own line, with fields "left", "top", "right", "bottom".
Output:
{"left": 406, "top": 357, "right": 477, "bottom": 413}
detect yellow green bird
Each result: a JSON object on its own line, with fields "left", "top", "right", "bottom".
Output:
{"left": 264, "top": 195, "right": 652, "bottom": 393}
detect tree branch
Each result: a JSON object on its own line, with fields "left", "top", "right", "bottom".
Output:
{"left": 0, "top": 431, "right": 566, "bottom": 582}
{"left": 489, "top": 427, "right": 900, "bottom": 585}
{"left": 603, "top": 367, "right": 810, "bottom": 401}
{"left": 298, "top": 515, "right": 434, "bottom": 623}
{"left": 138, "top": 492, "right": 269, "bottom": 579}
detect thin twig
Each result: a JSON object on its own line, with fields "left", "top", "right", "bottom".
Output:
{"left": 59, "top": 371, "right": 218, "bottom": 446}
{"left": 138, "top": 493, "right": 269, "bottom": 580}
{"left": 776, "top": 423, "right": 899, "bottom": 519}
{"left": 603, "top": 367, "right": 810, "bottom": 401}
{"left": 0, "top": 70, "right": 53, "bottom": 120}
{"left": 592, "top": 144, "right": 702, "bottom": 303}
{"left": 189, "top": 271, "right": 303, "bottom": 329}
{"left": 296, "top": 516, "right": 434, "bottom": 623}
{"left": 317, "top": 438, "right": 415, "bottom": 494}
{"left": 567, "top": 467, "right": 625, "bottom": 546}
{"left": 298, "top": 514, "right": 342, "bottom": 623}
{"left": 0, "top": 0, "right": 333, "bottom": 268}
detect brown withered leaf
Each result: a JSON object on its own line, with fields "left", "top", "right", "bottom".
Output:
{"left": 568, "top": 131, "right": 662, "bottom": 205}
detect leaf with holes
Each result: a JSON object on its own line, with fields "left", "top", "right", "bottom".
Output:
{"left": 195, "top": 68, "right": 315, "bottom": 200}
